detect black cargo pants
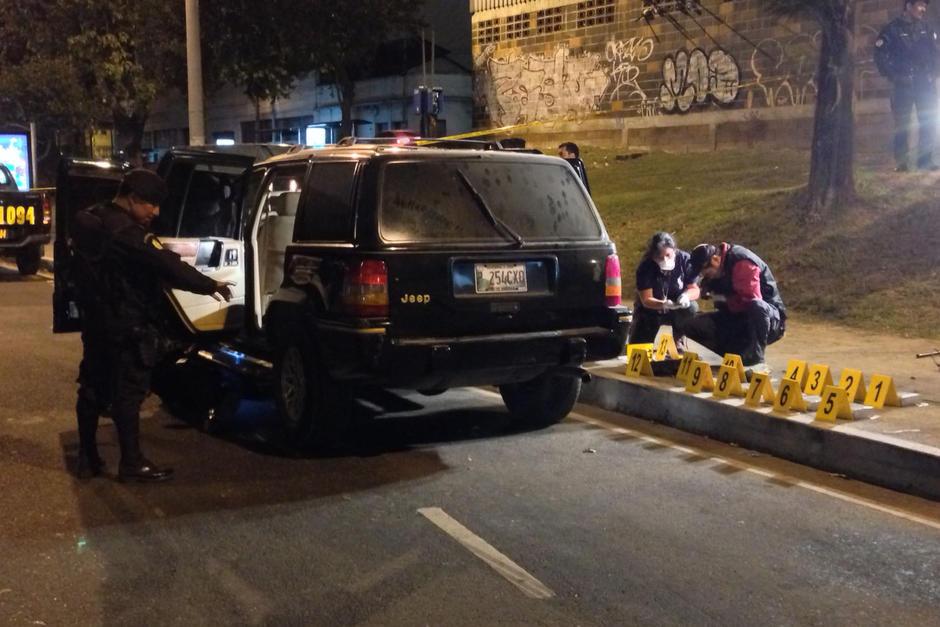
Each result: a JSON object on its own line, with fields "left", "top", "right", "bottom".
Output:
{"left": 628, "top": 300, "right": 698, "bottom": 345}
{"left": 76, "top": 327, "right": 158, "bottom": 468}
{"left": 678, "top": 299, "right": 784, "bottom": 366}
{"left": 891, "top": 75, "right": 938, "bottom": 168}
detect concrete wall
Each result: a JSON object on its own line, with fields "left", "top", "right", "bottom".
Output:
{"left": 470, "top": 0, "right": 916, "bottom": 152}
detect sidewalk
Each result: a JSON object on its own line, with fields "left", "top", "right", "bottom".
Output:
{"left": 579, "top": 318, "right": 940, "bottom": 500}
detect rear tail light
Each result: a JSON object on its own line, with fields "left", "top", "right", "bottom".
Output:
{"left": 342, "top": 259, "right": 389, "bottom": 317}
{"left": 605, "top": 254, "right": 622, "bottom": 307}
{"left": 42, "top": 195, "right": 52, "bottom": 226}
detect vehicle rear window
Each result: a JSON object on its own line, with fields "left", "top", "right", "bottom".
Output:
{"left": 379, "top": 159, "right": 602, "bottom": 243}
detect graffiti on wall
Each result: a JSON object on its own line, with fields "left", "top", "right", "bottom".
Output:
{"left": 473, "top": 43, "right": 610, "bottom": 126}
{"left": 748, "top": 33, "right": 820, "bottom": 108}
{"left": 604, "top": 37, "right": 656, "bottom": 102}
{"left": 659, "top": 48, "right": 740, "bottom": 113}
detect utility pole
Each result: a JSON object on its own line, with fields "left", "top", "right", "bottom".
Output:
{"left": 185, "top": 0, "right": 206, "bottom": 145}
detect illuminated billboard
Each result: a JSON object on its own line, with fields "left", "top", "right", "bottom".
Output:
{"left": 0, "top": 133, "right": 31, "bottom": 190}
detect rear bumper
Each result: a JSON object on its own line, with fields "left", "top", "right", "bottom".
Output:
{"left": 319, "top": 309, "right": 630, "bottom": 389}
{"left": 0, "top": 233, "right": 50, "bottom": 251}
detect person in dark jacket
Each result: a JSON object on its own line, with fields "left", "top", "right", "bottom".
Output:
{"left": 875, "top": 0, "right": 940, "bottom": 171}
{"left": 72, "top": 169, "right": 233, "bottom": 482}
{"left": 628, "top": 232, "right": 700, "bottom": 346}
{"left": 683, "top": 243, "right": 786, "bottom": 367}
{"left": 558, "top": 142, "right": 591, "bottom": 194}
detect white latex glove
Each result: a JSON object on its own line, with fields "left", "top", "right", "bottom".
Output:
{"left": 676, "top": 293, "right": 691, "bottom": 309}
{"left": 663, "top": 299, "right": 676, "bottom": 311}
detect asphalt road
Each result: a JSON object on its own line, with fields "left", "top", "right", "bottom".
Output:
{"left": 2, "top": 266, "right": 940, "bottom": 626}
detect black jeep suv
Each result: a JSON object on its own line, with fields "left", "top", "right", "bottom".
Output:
{"left": 55, "top": 142, "right": 629, "bottom": 444}
{"left": 244, "top": 144, "right": 630, "bottom": 441}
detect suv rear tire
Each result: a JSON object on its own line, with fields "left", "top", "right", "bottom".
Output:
{"left": 16, "top": 244, "right": 41, "bottom": 276}
{"left": 499, "top": 373, "right": 582, "bottom": 428}
{"left": 273, "top": 335, "right": 339, "bottom": 448}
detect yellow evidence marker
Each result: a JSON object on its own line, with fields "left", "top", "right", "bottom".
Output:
{"left": 685, "top": 361, "right": 715, "bottom": 393}
{"left": 745, "top": 372, "right": 775, "bottom": 407}
{"left": 625, "top": 344, "right": 654, "bottom": 378}
{"left": 816, "top": 385, "right": 853, "bottom": 422}
{"left": 654, "top": 334, "right": 681, "bottom": 361}
{"left": 863, "top": 374, "right": 901, "bottom": 408}
{"left": 676, "top": 351, "right": 699, "bottom": 383}
{"left": 784, "top": 359, "right": 808, "bottom": 388}
{"left": 720, "top": 353, "right": 747, "bottom": 383}
{"left": 713, "top": 364, "right": 745, "bottom": 399}
{"left": 838, "top": 368, "right": 867, "bottom": 403}
{"left": 773, "top": 378, "right": 808, "bottom": 413}
{"left": 804, "top": 364, "right": 834, "bottom": 396}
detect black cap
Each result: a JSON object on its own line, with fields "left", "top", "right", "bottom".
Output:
{"left": 689, "top": 244, "right": 717, "bottom": 275}
{"left": 118, "top": 169, "right": 168, "bottom": 205}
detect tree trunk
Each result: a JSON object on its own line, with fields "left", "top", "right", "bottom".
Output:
{"left": 336, "top": 67, "right": 356, "bottom": 139}
{"left": 254, "top": 98, "right": 261, "bottom": 142}
{"left": 805, "top": 1, "right": 856, "bottom": 220}
{"left": 114, "top": 109, "right": 147, "bottom": 167}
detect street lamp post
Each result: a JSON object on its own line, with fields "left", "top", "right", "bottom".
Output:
{"left": 185, "top": 0, "right": 206, "bottom": 146}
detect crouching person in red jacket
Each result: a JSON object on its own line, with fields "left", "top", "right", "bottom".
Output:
{"left": 681, "top": 243, "right": 787, "bottom": 368}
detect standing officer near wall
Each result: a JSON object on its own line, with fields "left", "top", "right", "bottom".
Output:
{"left": 875, "top": 0, "right": 940, "bottom": 172}
{"left": 72, "top": 169, "right": 233, "bottom": 482}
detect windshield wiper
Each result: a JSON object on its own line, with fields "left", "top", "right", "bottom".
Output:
{"left": 456, "top": 168, "right": 525, "bottom": 247}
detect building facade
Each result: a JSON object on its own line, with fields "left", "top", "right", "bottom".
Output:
{"left": 470, "top": 0, "right": 919, "bottom": 152}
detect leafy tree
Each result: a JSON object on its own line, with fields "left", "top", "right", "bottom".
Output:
{"left": 0, "top": 0, "right": 185, "bottom": 164}
{"left": 305, "top": 0, "right": 423, "bottom": 138}
{"left": 202, "top": 0, "right": 307, "bottom": 137}
{"left": 65, "top": 0, "right": 186, "bottom": 163}
{"left": 768, "top": 0, "right": 857, "bottom": 220}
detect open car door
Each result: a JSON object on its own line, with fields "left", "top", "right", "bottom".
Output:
{"left": 152, "top": 149, "right": 258, "bottom": 333}
{"left": 53, "top": 145, "right": 289, "bottom": 335}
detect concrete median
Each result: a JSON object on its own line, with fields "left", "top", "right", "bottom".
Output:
{"left": 579, "top": 363, "right": 940, "bottom": 501}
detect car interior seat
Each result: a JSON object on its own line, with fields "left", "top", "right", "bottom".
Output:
{"left": 261, "top": 191, "right": 301, "bottom": 310}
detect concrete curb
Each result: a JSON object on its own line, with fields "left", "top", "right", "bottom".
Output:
{"left": 580, "top": 368, "right": 940, "bottom": 501}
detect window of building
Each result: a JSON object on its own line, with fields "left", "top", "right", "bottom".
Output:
{"left": 241, "top": 116, "right": 314, "bottom": 144}
{"left": 505, "top": 13, "right": 531, "bottom": 40}
{"left": 576, "top": 0, "right": 615, "bottom": 28}
{"left": 294, "top": 162, "right": 358, "bottom": 242}
{"left": 536, "top": 7, "right": 564, "bottom": 34}
{"left": 475, "top": 18, "right": 499, "bottom": 44}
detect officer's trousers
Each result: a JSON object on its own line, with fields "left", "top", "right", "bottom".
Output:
{"left": 678, "top": 300, "right": 785, "bottom": 367}
{"left": 76, "top": 330, "right": 155, "bottom": 468}
{"left": 891, "top": 77, "right": 938, "bottom": 168}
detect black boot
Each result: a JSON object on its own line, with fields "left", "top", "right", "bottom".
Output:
{"left": 118, "top": 459, "right": 174, "bottom": 483}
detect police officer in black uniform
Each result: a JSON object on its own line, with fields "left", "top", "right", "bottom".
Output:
{"left": 558, "top": 142, "right": 591, "bottom": 194}
{"left": 875, "top": 0, "right": 940, "bottom": 171}
{"left": 72, "top": 169, "right": 233, "bottom": 482}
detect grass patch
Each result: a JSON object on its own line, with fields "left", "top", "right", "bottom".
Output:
{"left": 583, "top": 147, "right": 940, "bottom": 340}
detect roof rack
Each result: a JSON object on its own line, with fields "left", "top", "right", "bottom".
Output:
{"left": 335, "top": 136, "right": 542, "bottom": 153}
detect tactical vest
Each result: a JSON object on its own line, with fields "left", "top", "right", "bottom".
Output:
{"left": 709, "top": 244, "right": 786, "bottom": 318}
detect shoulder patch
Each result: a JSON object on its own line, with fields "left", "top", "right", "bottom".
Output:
{"left": 146, "top": 234, "right": 164, "bottom": 250}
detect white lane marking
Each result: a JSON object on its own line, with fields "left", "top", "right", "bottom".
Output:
{"left": 418, "top": 507, "right": 555, "bottom": 600}
{"left": 569, "top": 412, "right": 940, "bottom": 532}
